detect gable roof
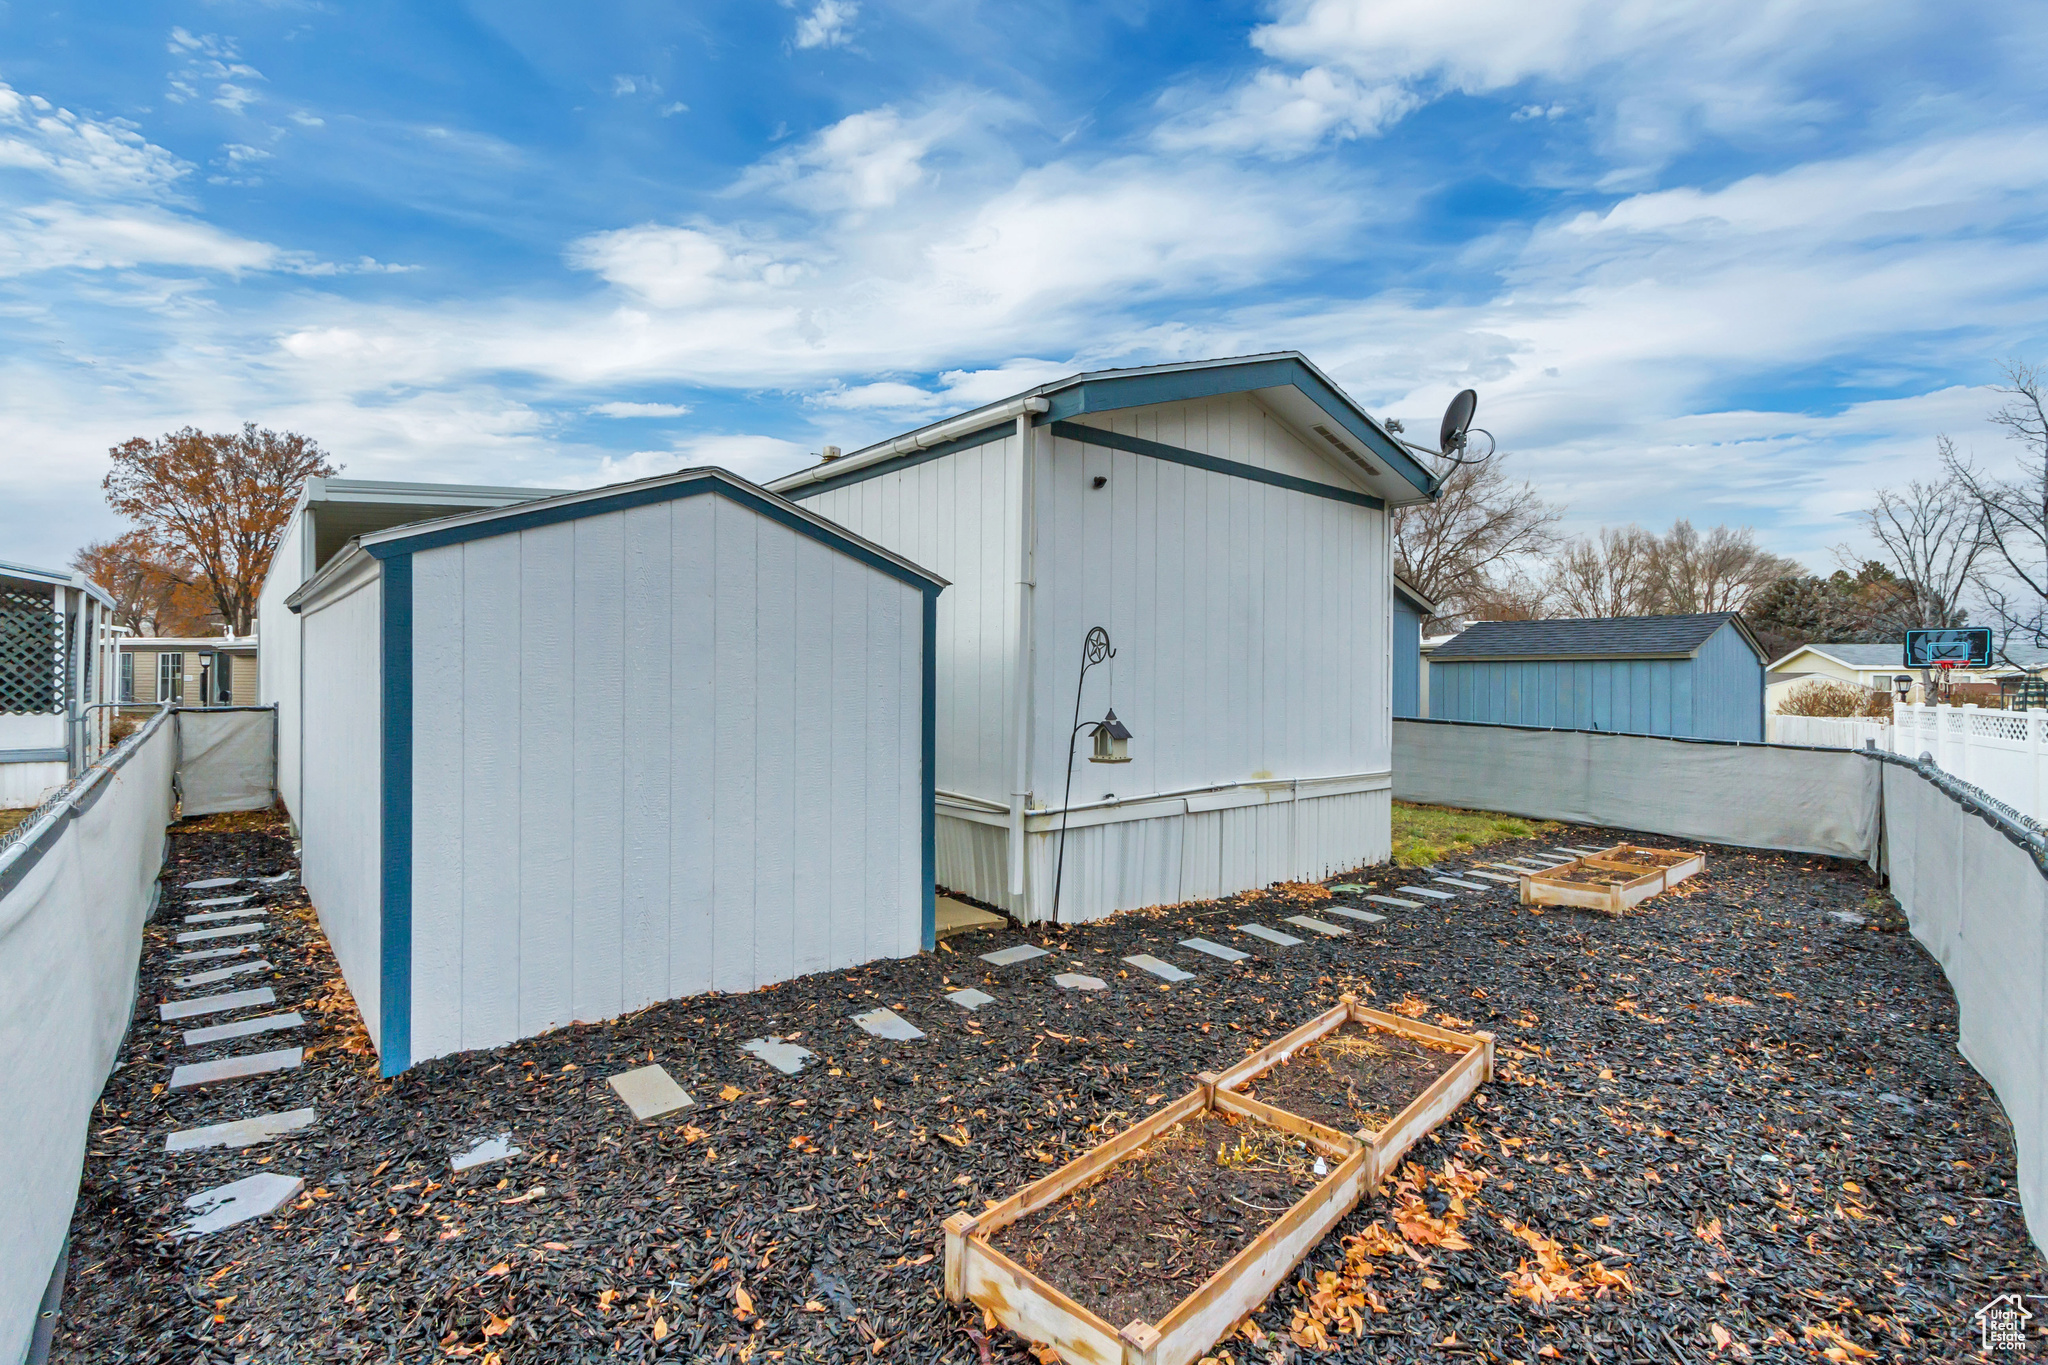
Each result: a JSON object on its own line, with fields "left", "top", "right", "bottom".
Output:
{"left": 0, "top": 558, "right": 114, "bottom": 610}
{"left": 1393, "top": 575, "right": 1437, "bottom": 615}
{"left": 767, "top": 352, "right": 1439, "bottom": 506}
{"left": 1432, "top": 612, "right": 1764, "bottom": 663}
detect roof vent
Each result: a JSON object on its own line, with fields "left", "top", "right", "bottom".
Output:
{"left": 818, "top": 444, "right": 843, "bottom": 463}
{"left": 1312, "top": 424, "right": 1380, "bottom": 476}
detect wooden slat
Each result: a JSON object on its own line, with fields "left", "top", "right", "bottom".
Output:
{"left": 962, "top": 1238, "right": 1123, "bottom": 1365}
{"left": 1367, "top": 1041, "right": 1490, "bottom": 1184}
{"left": 1208, "top": 1001, "right": 1349, "bottom": 1090}
{"left": 976, "top": 1090, "right": 1206, "bottom": 1233}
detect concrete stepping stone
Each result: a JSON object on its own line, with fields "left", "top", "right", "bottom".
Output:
{"left": 1179, "top": 937, "right": 1249, "bottom": 962}
{"left": 170, "top": 1047, "right": 303, "bottom": 1089}
{"left": 1124, "top": 954, "right": 1195, "bottom": 982}
{"left": 176, "top": 923, "right": 265, "bottom": 944}
{"left": 945, "top": 988, "right": 995, "bottom": 1010}
{"left": 172, "top": 943, "right": 258, "bottom": 964}
{"left": 184, "top": 1012, "right": 305, "bottom": 1047}
{"left": 1053, "top": 972, "right": 1107, "bottom": 991}
{"left": 980, "top": 944, "right": 1050, "bottom": 967}
{"left": 1321, "top": 905, "right": 1386, "bottom": 924}
{"left": 161, "top": 987, "right": 276, "bottom": 1021}
{"left": 1553, "top": 847, "right": 1603, "bottom": 856}
{"left": 1366, "top": 895, "right": 1423, "bottom": 909}
{"left": 1401, "top": 887, "right": 1456, "bottom": 900}
{"left": 1461, "top": 871, "right": 1520, "bottom": 885}
{"left": 1326, "top": 883, "right": 1367, "bottom": 893}
{"left": 183, "top": 877, "right": 243, "bottom": 891}
{"left": 742, "top": 1037, "right": 815, "bottom": 1075}
{"left": 254, "top": 872, "right": 296, "bottom": 884}
{"left": 188, "top": 894, "right": 255, "bottom": 909}
{"left": 851, "top": 1007, "right": 926, "bottom": 1040}
{"left": 451, "top": 1133, "right": 522, "bottom": 1172}
{"left": 1235, "top": 923, "right": 1302, "bottom": 947}
{"left": 174, "top": 959, "right": 271, "bottom": 989}
{"left": 608, "top": 1064, "right": 696, "bottom": 1121}
{"left": 178, "top": 1172, "right": 304, "bottom": 1237}
{"left": 1430, "top": 878, "right": 1483, "bottom": 892}
{"left": 166, "top": 1107, "right": 316, "bottom": 1153}
{"left": 1284, "top": 915, "right": 1350, "bottom": 937}
{"left": 185, "top": 907, "right": 266, "bottom": 924}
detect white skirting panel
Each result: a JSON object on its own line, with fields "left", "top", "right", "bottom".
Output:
{"left": 0, "top": 761, "right": 65, "bottom": 808}
{"left": 938, "top": 784, "right": 1392, "bottom": 923}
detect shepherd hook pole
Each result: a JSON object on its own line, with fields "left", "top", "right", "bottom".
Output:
{"left": 1051, "top": 626, "right": 1113, "bottom": 925}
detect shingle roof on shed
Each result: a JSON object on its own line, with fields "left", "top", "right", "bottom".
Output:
{"left": 1431, "top": 612, "right": 1763, "bottom": 662}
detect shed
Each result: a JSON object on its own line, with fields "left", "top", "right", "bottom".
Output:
{"left": 1391, "top": 577, "right": 1436, "bottom": 720}
{"left": 1428, "top": 612, "right": 1766, "bottom": 741}
{"left": 766, "top": 352, "right": 1438, "bottom": 922}
{"left": 1, "top": 560, "right": 119, "bottom": 807}
{"left": 259, "top": 477, "right": 571, "bottom": 826}
{"left": 284, "top": 468, "right": 945, "bottom": 1074}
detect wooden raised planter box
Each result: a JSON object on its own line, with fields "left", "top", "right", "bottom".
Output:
{"left": 943, "top": 999, "right": 1492, "bottom": 1365}
{"left": 1518, "top": 843, "right": 1704, "bottom": 916}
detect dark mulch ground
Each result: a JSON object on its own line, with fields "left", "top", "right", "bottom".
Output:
{"left": 55, "top": 820, "right": 2048, "bottom": 1363}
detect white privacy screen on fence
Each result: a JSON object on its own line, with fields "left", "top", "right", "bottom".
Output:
{"left": 0, "top": 712, "right": 176, "bottom": 1365}
{"left": 1394, "top": 719, "right": 1881, "bottom": 861}
{"left": 1394, "top": 717, "right": 2047, "bottom": 1255}
{"left": 175, "top": 708, "right": 276, "bottom": 818}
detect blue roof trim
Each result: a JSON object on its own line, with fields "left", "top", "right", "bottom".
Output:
{"left": 377, "top": 552, "right": 413, "bottom": 1077}
{"left": 785, "top": 423, "right": 1011, "bottom": 500}
{"left": 361, "top": 473, "right": 945, "bottom": 594}
{"left": 1040, "top": 356, "right": 1435, "bottom": 498}
{"left": 1049, "top": 421, "right": 1385, "bottom": 510}
{"left": 921, "top": 587, "right": 938, "bottom": 953}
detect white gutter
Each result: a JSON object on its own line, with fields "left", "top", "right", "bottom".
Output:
{"left": 1009, "top": 410, "right": 1037, "bottom": 902}
{"left": 772, "top": 395, "right": 1051, "bottom": 494}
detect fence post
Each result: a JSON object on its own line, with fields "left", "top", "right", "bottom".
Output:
{"left": 2032, "top": 708, "right": 2047, "bottom": 823}
{"left": 1959, "top": 704, "right": 1978, "bottom": 785}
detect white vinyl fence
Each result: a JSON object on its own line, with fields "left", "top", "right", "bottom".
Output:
{"left": 1396, "top": 717, "right": 2047, "bottom": 1257}
{"left": 0, "top": 708, "right": 276, "bottom": 1365}
{"left": 1769, "top": 703, "right": 2048, "bottom": 826}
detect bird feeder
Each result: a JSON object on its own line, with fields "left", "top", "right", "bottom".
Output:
{"left": 1087, "top": 709, "right": 1132, "bottom": 764}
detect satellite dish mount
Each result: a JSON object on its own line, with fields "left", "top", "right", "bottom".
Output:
{"left": 1437, "top": 389, "right": 1494, "bottom": 465}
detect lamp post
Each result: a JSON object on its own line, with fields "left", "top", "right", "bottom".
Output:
{"left": 1052, "top": 626, "right": 1125, "bottom": 925}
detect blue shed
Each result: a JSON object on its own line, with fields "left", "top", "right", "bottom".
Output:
{"left": 1391, "top": 576, "right": 1435, "bottom": 719}
{"left": 1427, "top": 612, "right": 1766, "bottom": 741}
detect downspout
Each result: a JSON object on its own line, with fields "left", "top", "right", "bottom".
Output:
{"left": 1008, "top": 409, "right": 1038, "bottom": 912}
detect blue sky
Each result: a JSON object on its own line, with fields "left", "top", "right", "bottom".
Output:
{"left": 4, "top": 0, "right": 2046, "bottom": 572}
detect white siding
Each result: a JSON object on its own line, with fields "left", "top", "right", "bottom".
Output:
{"left": 802, "top": 435, "right": 1022, "bottom": 805}
{"left": 405, "top": 495, "right": 926, "bottom": 1064}
{"left": 258, "top": 508, "right": 308, "bottom": 822}
{"left": 298, "top": 569, "right": 383, "bottom": 1050}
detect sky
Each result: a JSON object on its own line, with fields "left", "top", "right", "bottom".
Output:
{"left": 3, "top": 0, "right": 2047, "bottom": 573}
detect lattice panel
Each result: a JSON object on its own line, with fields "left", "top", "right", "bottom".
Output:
{"left": 0, "top": 584, "right": 63, "bottom": 714}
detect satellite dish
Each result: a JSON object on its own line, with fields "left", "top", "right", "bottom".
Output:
{"left": 1439, "top": 389, "right": 1478, "bottom": 455}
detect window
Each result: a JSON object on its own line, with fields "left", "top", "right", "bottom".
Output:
{"left": 120, "top": 651, "right": 133, "bottom": 702}
{"left": 157, "top": 652, "right": 183, "bottom": 704}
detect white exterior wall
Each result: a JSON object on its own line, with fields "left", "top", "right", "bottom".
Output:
{"left": 297, "top": 564, "right": 384, "bottom": 1050}
{"left": 806, "top": 392, "right": 1395, "bottom": 922}
{"left": 405, "top": 494, "right": 925, "bottom": 1064}
{"left": 800, "top": 433, "right": 1022, "bottom": 805}
{"left": 258, "top": 506, "right": 309, "bottom": 822}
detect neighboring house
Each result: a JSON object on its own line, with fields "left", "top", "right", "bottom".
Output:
{"left": 0, "top": 559, "right": 119, "bottom": 807}
{"left": 1392, "top": 576, "right": 1436, "bottom": 719}
{"left": 258, "top": 476, "right": 573, "bottom": 826}
{"left": 283, "top": 467, "right": 944, "bottom": 1075}
{"left": 118, "top": 634, "right": 257, "bottom": 707}
{"left": 1766, "top": 641, "right": 2048, "bottom": 710}
{"left": 767, "top": 351, "right": 1439, "bottom": 922}
{"left": 1429, "top": 612, "right": 1767, "bottom": 742}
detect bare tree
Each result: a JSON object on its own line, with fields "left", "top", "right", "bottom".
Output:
{"left": 1643, "top": 519, "right": 1802, "bottom": 614}
{"left": 1546, "top": 526, "right": 1659, "bottom": 617}
{"left": 103, "top": 424, "right": 338, "bottom": 635}
{"left": 1393, "top": 454, "right": 1562, "bottom": 625}
{"left": 1840, "top": 459, "right": 1981, "bottom": 631}
{"left": 1947, "top": 360, "right": 2048, "bottom": 659}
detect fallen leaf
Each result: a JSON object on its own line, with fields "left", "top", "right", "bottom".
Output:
{"left": 720, "top": 1085, "right": 743, "bottom": 1102}
{"left": 653, "top": 1317, "right": 668, "bottom": 1341}
{"left": 482, "top": 1313, "right": 513, "bottom": 1338}
{"left": 734, "top": 1282, "right": 756, "bottom": 1321}
{"left": 486, "top": 1262, "right": 510, "bottom": 1277}
{"left": 1537, "top": 1347, "right": 1562, "bottom": 1359}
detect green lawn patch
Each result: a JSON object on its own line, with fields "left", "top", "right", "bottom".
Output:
{"left": 1391, "top": 800, "right": 1559, "bottom": 867}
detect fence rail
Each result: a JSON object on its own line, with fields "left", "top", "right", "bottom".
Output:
{"left": 1768, "top": 703, "right": 2048, "bottom": 824}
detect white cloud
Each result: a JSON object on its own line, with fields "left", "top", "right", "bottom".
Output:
{"left": 1155, "top": 66, "right": 1418, "bottom": 157}
{"left": 659, "top": 102, "right": 689, "bottom": 117}
{"left": 0, "top": 202, "right": 284, "bottom": 275}
{"left": 589, "top": 400, "right": 693, "bottom": 417}
{"left": 595, "top": 433, "right": 809, "bottom": 485}
{"left": 0, "top": 84, "right": 190, "bottom": 199}
{"left": 729, "top": 102, "right": 1000, "bottom": 213}
{"left": 165, "top": 29, "right": 267, "bottom": 115}
{"left": 793, "top": 0, "right": 858, "bottom": 50}
{"left": 563, "top": 224, "right": 811, "bottom": 308}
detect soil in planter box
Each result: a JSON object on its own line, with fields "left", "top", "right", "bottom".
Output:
{"left": 1544, "top": 865, "right": 1648, "bottom": 888}
{"left": 1615, "top": 847, "right": 1693, "bottom": 868}
{"left": 1240, "top": 1022, "right": 1463, "bottom": 1134}
{"left": 989, "top": 1111, "right": 1324, "bottom": 1330}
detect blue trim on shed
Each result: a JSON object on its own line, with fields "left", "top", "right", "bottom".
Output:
{"left": 374, "top": 550, "right": 413, "bottom": 1076}
{"left": 921, "top": 587, "right": 938, "bottom": 952}
{"left": 1047, "top": 421, "right": 1385, "bottom": 509}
